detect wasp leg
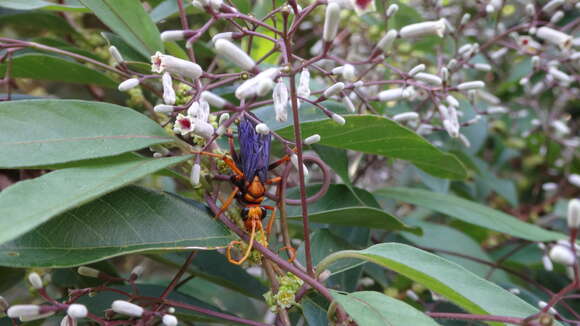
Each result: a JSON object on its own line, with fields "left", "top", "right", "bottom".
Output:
{"left": 266, "top": 176, "right": 282, "bottom": 185}
{"left": 268, "top": 148, "right": 298, "bottom": 170}
{"left": 278, "top": 246, "right": 297, "bottom": 263}
{"left": 215, "top": 186, "right": 239, "bottom": 219}
{"left": 191, "top": 150, "right": 244, "bottom": 177}
{"left": 226, "top": 220, "right": 257, "bottom": 265}
{"left": 263, "top": 205, "right": 277, "bottom": 235}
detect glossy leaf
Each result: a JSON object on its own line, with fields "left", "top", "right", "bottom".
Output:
{"left": 302, "top": 297, "right": 329, "bottom": 326}
{"left": 0, "top": 155, "right": 190, "bottom": 246}
{"left": 0, "top": 54, "right": 116, "bottom": 87}
{"left": 285, "top": 185, "right": 420, "bottom": 234}
{"left": 0, "top": 0, "right": 89, "bottom": 12}
{"left": 331, "top": 291, "right": 440, "bottom": 326}
{"left": 276, "top": 116, "right": 467, "bottom": 180}
{"left": 0, "top": 186, "right": 233, "bottom": 267}
{"left": 0, "top": 12, "right": 77, "bottom": 34}
{"left": 0, "top": 100, "right": 174, "bottom": 168}
{"left": 376, "top": 187, "right": 566, "bottom": 242}
{"left": 80, "top": 0, "right": 163, "bottom": 57}
{"left": 321, "top": 243, "right": 541, "bottom": 322}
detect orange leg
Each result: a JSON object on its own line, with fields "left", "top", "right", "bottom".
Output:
{"left": 278, "top": 246, "right": 297, "bottom": 263}
{"left": 226, "top": 220, "right": 257, "bottom": 265}
{"left": 266, "top": 176, "right": 282, "bottom": 185}
{"left": 263, "top": 205, "right": 277, "bottom": 235}
{"left": 191, "top": 150, "right": 244, "bottom": 177}
{"left": 268, "top": 147, "right": 297, "bottom": 170}
{"left": 215, "top": 186, "right": 239, "bottom": 219}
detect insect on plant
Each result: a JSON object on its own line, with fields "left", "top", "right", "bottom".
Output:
{"left": 193, "top": 116, "right": 296, "bottom": 265}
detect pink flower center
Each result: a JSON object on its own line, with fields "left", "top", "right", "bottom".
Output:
{"left": 355, "top": 0, "right": 372, "bottom": 10}
{"left": 178, "top": 118, "right": 191, "bottom": 129}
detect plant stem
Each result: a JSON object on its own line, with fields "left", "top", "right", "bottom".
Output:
{"left": 165, "top": 299, "right": 270, "bottom": 326}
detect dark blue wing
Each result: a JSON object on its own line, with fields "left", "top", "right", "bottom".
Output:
{"left": 238, "top": 118, "right": 271, "bottom": 183}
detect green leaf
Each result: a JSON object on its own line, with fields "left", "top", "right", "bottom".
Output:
{"left": 320, "top": 243, "right": 542, "bottom": 324}
{"left": 376, "top": 187, "right": 566, "bottom": 242}
{"left": 0, "top": 186, "right": 233, "bottom": 267}
{"left": 276, "top": 116, "right": 467, "bottom": 180}
{"left": 285, "top": 185, "right": 420, "bottom": 234}
{"left": 80, "top": 0, "right": 163, "bottom": 57}
{"left": 0, "top": 100, "right": 174, "bottom": 168}
{"left": 331, "top": 291, "right": 441, "bottom": 326}
{"left": 0, "top": 155, "right": 190, "bottom": 246}
{"left": 0, "top": 54, "right": 116, "bottom": 88}
{"left": 150, "top": 0, "right": 194, "bottom": 22}
{"left": 312, "top": 145, "right": 351, "bottom": 185}
{"left": 0, "top": 0, "right": 89, "bottom": 12}
{"left": 302, "top": 297, "right": 329, "bottom": 326}
{"left": 0, "top": 11, "right": 77, "bottom": 34}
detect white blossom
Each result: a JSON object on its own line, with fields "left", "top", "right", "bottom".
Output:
{"left": 536, "top": 27, "right": 572, "bottom": 51}
{"left": 235, "top": 68, "right": 279, "bottom": 99}
{"left": 342, "top": 96, "right": 356, "bottom": 113}
{"left": 415, "top": 72, "right": 442, "bottom": 85}
{"left": 541, "top": 0, "right": 564, "bottom": 13}
{"left": 28, "top": 273, "right": 43, "bottom": 289}
{"left": 297, "top": 69, "right": 311, "bottom": 99}
{"left": 161, "top": 30, "right": 186, "bottom": 42}
{"left": 67, "top": 304, "right": 88, "bottom": 319}
{"left": 111, "top": 300, "right": 144, "bottom": 317}
{"left": 386, "top": 4, "right": 398, "bottom": 17}
{"left": 378, "top": 88, "right": 405, "bottom": 102}
{"left": 393, "top": 112, "right": 419, "bottom": 122}
{"left": 408, "top": 64, "right": 425, "bottom": 76}
{"left": 304, "top": 134, "right": 321, "bottom": 145}
{"left": 191, "top": 163, "right": 201, "bottom": 185}
{"left": 109, "top": 46, "right": 124, "bottom": 64}
{"left": 273, "top": 80, "right": 289, "bottom": 122}
{"left": 550, "top": 10, "right": 564, "bottom": 24}
{"left": 323, "top": 3, "right": 341, "bottom": 42}
{"left": 342, "top": 64, "right": 356, "bottom": 81}
{"left": 118, "top": 78, "right": 140, "bottom": 92}
{"left": 457, "top": 81, "right": 485, "bottom": 90}
{"left": 568, "top": 199, "right": 580, "bottom": 229}
{"left": 446, "top": 95, "right": 459, "bottom": 108}
{"left": 549, "top": 244, "right": 575, "bottom": 266}
{"left": 324, "top": 82, "right": 345, "bottom": 97}
{"left": 570, "top": 174, "right": 580, "bottom": 188}
{"left": 163, "top": 315, "right": 178, "bottom": 326}
{"left": 548, "top": 67, "right": 572, "bottom": 84}
{"left": 399, "top": 19, "right": 446, "bottom": 39}
{"left": 214, "top": 39, "right": 255, "bottom": 70}
{"left": 154, "top": 105, "right": 175, "bottom": 114}
{"left": 212, "top": 32, "right": 233, "bottom": 43}
{"left": 377, "top": 29, "right": 397, "bottom": 53}
{"left": 162, "top": 72, "right": 176, "bottom": 105}
{"left": 7, "top": 305, "right": 40, "bottom": 318}
{"left": 151, "top": 52, "right": 202, "bottom": 80}
{"left": 473, "top": 63, "right": 491, "bottom": 72}
{"left": 331, "top": 113, "right": 346, "bottom": 125}
{"left": 173, "top": 114, "right": 195, "bottom": 136}
{"left": 542, "top": 255, "right": 554, "bottom": 271}
{"left": 538, "top": 301, "right": 558, "bottom": 315}
{"left": 255, "top": 123, "right": 270, "bottom": 135}
{"left": 201, "top": 91, "right": 227, "bottom": 108}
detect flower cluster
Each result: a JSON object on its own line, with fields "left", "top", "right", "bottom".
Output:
{"left": 264, "top": 272, "right": 304, "bottom": 311}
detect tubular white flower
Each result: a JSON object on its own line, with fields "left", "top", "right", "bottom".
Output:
{"left": 154, "top": 105, "right": 175, "bottom": 114}
{"left": 378, "top": 88, "right": 405, "bottom": 102}
{"left": 542, "top": 255, "right": 554, "bottom": 271}
{"left": 443, "top": 119, "right": 459, "bottom": 138}
{"left": 446, "top": 95, "right": 459, "bottom": 108}
{"left": 151, "top": 52, "right": 203, "bottom": 79}
{"left": 457, "top": 81, "right": 485, "bottom": 90}
{"left": 323, "top": 3, "right": 341, "bottom": 42}
{"left": 109, "top": 46, "right": 124, "bottom": 64}
{"left": 440, "top": 67, "right": 449, "bottom": 82}
{"left": 118, "top": 78, "right": 140, "bottom": 92}
{"left": 548, "top": 67, "right": 572, "bottom": 84}
{"left": 377, "top": 29, "right": 397, "bottom": 53}
{"left": 191, "top": 163, "right": 201, "bottom": 185}
{"left": 405, "top": 289, "right": 419, "bottom": 301}
{"left": 112, "top": 300, "right": 144, "bottom": 317}
{"left": 551, "top": 120, "right": 570, "bottom": 135}
{"left": 473, "top": 63, "right": 491, "bottom": 72}
{"left": 536, "top": 27, "right": 572, "bottom": 51}
{"left": 212, "top": 32, "right": 233, "bottom": 43}
{"left": 19, "top": 311, "right": 54, "bottom": 322}
{"left": 386, "top": 4, "right": 398, "bottom": 17}
{"left": 399, "top": 19, "right": 446, "bottom": 39}
{"left": 331, "top": 113, "right": 346, "bottom": 125}
{"left": 273, "top": 80, "right": 289, "bottom": 122}
{"left": 201, "top": 91, "right": 227, "bottom": 108}
{"left": 341, "top": 64, "right": 356, "bottom": 81}
{"left": 235, "top": 68, "right": 279, "bottom": 99}
{"left": 297, "top": 69, "right": 311, "bottom": 99}
{"left": 487, "top": 106, "right": 508, "bottom": 114}
{"left": 393, "top": 112, "right": 419, "bottom": 122}
{"left": 304, "top": 134, "right": 321, "bottom": 145}
{"left": 542, "top": 182, "right": 558, "bottom": 193}
{"left": 7, "top": 305, "right": 40, "bottom": 318}
{"left": 538, "top": 301, "right": 558, "bottom": 315}
{"left": 542, "top": 0, "right": 564, "bottom": 13}
{"left": 490, "top": 47, "right": 508, "bottom": 60}
{"left": 414, "top": 72, "right": 442, "bottom": 85}
{"left": 28, "top": 272, "right": 43, "bottom": 289}
{"left": 257, "top": 78, "right": 274, "bottom": 96}
{"left": 525, "top": 4, "right": 535, "bottom": 16}
{"left": 290, "top": 154, "right": 309, "bottom": 177}
{"left": 549, "top": 244, "right": 575, "bottom": 266}
{"left": 408, "top": 64, "right": 425, "bottom": 76}
{"left": 477, "top": 90, "right": 500, "bottom": 105}
{"left": 255, "top": 123, "right": 270, "bottom": 135}
{"left": 131, "top": 265, "right": 144, "bottom": 278}
{"left": 67, "top": 304, "right": 88, "bottom": 319}
{"left": 216, "top": 113, "right": 230, "bottom": 135}
{"left": 324, "top": 82, "right": 345, "bottom": 98}
{"left": 162, "top": 72, "right": 176, "bottom": 105}
{"left": 77, "top": 266, "right": 100, "bottom": 278}
{"left": 550, "top": 10, "right": 564, "bottom": 24}
{"left": 570, "top": 174, "right": 580, "bottom": 187}
{"left": 163, "top": 314, "right": 178, "bottom": 326}
{"left": 458, "top": 44, "right": 473, "bottom": 55}
{"left": 460, "top": 13, "right": 471, "bottom": 25}
{"left": 342, "top": 96, "right": 356, "bottom": 113}
{"left": 193, "top": 122, "right": 214, "bottom": 139}
{"left": 568, "top": 199, "right": 580, "bottom": 229}
{"left": 214, "top": 39, "right": 255, "bottom": 70}
{"left": 173, "top": 114, "right": 194, "bottom": 136}
{"left": 161, "top": 30, "right": 186, "bottom": 42}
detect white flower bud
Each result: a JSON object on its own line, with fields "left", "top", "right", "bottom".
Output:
{"left": 28, "top": 272, "right": 43, "bottom": 289}
{"left": 459, "top": 134, "right": 471, "bottom": 148}
{"left": 297, "top": 69, "right": 311, "bottom": 99}
{"left": 131, "top": 265, "right": 144, "bottom": 278}
{"left": 154, "top": 105, "right": 175, "bottom": 114}
{"left": 542, "top": 182, "right": 557, "bottom": 193}
{"left": 323, "top": 3, "right": 341, "bottom": 42}
{"left": 460, "top": 13, "right": 470, "bottom": 25}
{"left": 377, "top": 29, "right": 398, "bottom": 53}
{"left": 490, "top": 47, "right": 508, "bottom": 60}
{"left": 161, "top": 30, "right": 186, "bottom": 42}
{"left": 457, "top": 81, "right": 485, "bottom": 90}
{"left": 525, "top": 3, "right": 535, "bottom": 16}
{"left": 487, "top": 106, "right": 508, "bottom": 114}
{"left": 256, "top": 78, "right": 274, "bottom": 96}
{"left": 538, "top": 301, "right": 558, "bottom": 315}
{"left": 548, "top": 67, "right": 572, "bottom": 84}
{"left": 446, "top": 95, "right": 459, "bottom": 108}
{"left": 378, "top": 88, "right": 405, "bottom": 101}
{"left": 443, "top": 119, "right": 459, "bottom": 138}
{"left": 536, "top": 27, "right": 572, "bottom": 51}
{"left": 570, "top": 174, "right": 580, "bottom": 188}
{"left": 542, "top": 255, "right": 554, "bottom": 271}
{"left": 162, "top": 72, "right": 176, "bottom": 105}
{"left": 549, "top": 244, "right": 575, "bottom": 266}
{"left": 352, "top": 80, "right": 364, "bottom": 88}
{"left": 542, "top": 0, "right": 564, "bottom": 13}
{"left": 109, "top": 46, "right": 124, "bottom": 64}
{"left": 486, "top": 4, "right": 496, "bottom": 13}
{"left": 408, "top": 64, "right": 425, "bottom": 76}
{"left": 342, "top": 64, "right": 356, "bottom": 81}
{"left": 7, "top": 305, "right": 40, "bottom": 318}
{"left": 290, "top": 154, "right": 309, "bottom": 177}
{"left": 474, "top": 63, "right": 491, "bottom": 72}
{"left": 405, "top": 289, "right": 419, "bottom": 301}
{"left": 551, "top": 120, "right": 570, "bottom": 135}
{"left": 304, "top": 134, "right": 321, "bottom": 145}
{"left": 273, "top": 80, "right": 289, "bottom": 122}
{"left": 201, "top": 91, "right": 227, "bottom": 108}
{"left": 212, "top": 32, "right": 233, "bottom": 43}
{"left": 393, "top": 112, "right": 419, "bottom": 122}
{"left": 477, "top": 90, "right": 500, "bottom": 105}
{"left": 447, "top": 59, "right": 458, "bottom": 70}
{"left": 568, "top": 199, "right": 580, "bottom": 229}
{"left": 151, "top": 52, "right": 202, "bottom": 80}
{"left": 342, "top": 96, "right": 356, "bottom": 113}
{"left": 324, "top": 82, "right": 345, "bottom": 97}
{"left": 386, "top": 4, "right": 398, "bottom": 17}
{"left": 190, "top": 163, "right": 201, "bottom": 185}
{"left": 19, "top": 311, "right": 54, "bottom": 322}
{"left": 318, "top": 269, "right": 332, "bottom": 282}
{"left": 163, "top": 314, "right": 178, "bottom": 326}
{"left": 214, "top": 39, "right": 255, "bottom": 70}
{"left": 550, "top": 10, "right": 564, "bottom": 24}
{"left": 255, "top": 123, "right": 270, "bottom": 135}
{"left": 440, "top": 67, "right": 449, "bottom": 81}
{"left": 77, "top": 266, "right": 100, "bottom": 278}
{"left": 118, "top": 78, "right": 140, "bottom": 91}
{"left": 458, "top": 44, "right": 473, "bottom": 55}
{"left": 112, "top": 300, "right": 144, "bottom": 317}
{"left": 235, "top": 68, "right": 278, "bottom": 99}
{"left": 415, "top": 72, "right": 442, "bottom": 85}
{"left": 67, "top": 304, "right": 87, "bottom": 319}
{"left": 331, "top": 113, "right": 346, "bottom": 125}
{"left": 400, "top": 19, "right": 446, "bottom": 39}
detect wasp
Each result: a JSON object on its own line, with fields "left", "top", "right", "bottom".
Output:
{"left": 196, "top": 117, "right": 293, "bottom": 265}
